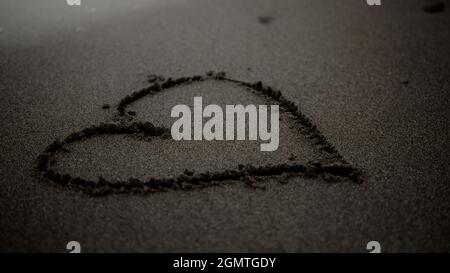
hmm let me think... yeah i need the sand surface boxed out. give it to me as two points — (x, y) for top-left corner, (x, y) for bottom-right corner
(0, 0), (449, 252)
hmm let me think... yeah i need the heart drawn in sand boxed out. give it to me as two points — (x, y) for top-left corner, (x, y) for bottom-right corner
(36, 71), (362, 195)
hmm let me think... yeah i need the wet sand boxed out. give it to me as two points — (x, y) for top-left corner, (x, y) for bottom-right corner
(0, 0), (449, 252)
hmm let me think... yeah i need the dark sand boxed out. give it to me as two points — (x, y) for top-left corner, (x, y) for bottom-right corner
(0, 0), (449, 252)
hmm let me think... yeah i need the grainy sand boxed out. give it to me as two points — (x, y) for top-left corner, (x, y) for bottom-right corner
(0, 0), (449, 252)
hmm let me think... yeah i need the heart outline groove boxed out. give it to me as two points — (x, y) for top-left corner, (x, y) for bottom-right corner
(36, 71), (362, 196)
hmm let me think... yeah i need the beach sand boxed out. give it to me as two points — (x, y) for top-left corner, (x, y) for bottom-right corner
(0, 0), (449, 252)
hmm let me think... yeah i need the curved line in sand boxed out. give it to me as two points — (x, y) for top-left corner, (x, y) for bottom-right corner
(36, 71), (362, 195)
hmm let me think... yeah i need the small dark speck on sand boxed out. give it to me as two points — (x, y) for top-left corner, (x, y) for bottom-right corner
(401, 80), (410, 85)
(258, 16), (275, 25)
(102, 104), (110, 110)
(423, 2), (445, 13)
(128, 111), (137, 116)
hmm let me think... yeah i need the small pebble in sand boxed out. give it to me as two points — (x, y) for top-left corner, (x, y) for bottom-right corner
(401, 80), (410, 85)
(102, 104), (110, 110)
(147, 74), (160, 83)
(288, 154), (297, 161)
(215, 71), (226, 79)
(279, 172), (295, 184)
(128, 111), (137, 116)
(241, 175), (266, 190)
